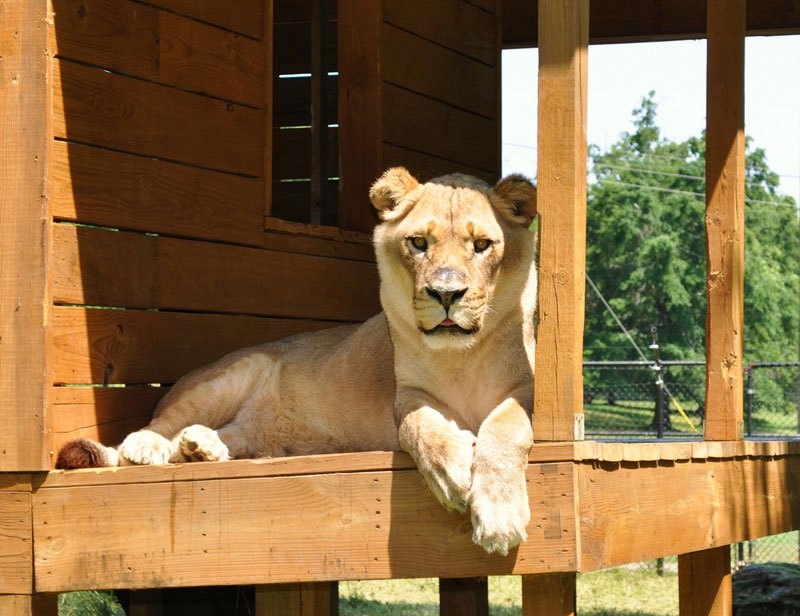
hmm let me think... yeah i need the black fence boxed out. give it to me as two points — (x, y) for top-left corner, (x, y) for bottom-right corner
(583, 361), (800, 439)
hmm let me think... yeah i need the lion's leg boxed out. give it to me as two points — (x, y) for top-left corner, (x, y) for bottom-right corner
(467, 398), (533, 555)
(397, 405), (476, 513)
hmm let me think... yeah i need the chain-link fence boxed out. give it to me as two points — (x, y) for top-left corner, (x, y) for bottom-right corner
(583, 360), (800, 565)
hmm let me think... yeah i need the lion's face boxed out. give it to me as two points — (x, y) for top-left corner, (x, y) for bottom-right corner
(370, 168), (537, 351)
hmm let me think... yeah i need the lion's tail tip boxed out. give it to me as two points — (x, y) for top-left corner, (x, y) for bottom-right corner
(55, 438), (114, 470)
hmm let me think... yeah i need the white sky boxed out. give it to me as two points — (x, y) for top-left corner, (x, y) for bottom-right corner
(502, 35), (800, 202)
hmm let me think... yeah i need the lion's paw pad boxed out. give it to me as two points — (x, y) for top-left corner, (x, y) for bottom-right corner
(118, 431), (173, 466)
(469, 494), (530, 556)
(176, 425), (230, 462)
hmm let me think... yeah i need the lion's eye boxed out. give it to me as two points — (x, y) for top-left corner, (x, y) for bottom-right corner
(473, 238), (492, 253)
(408, 237), (428, 252)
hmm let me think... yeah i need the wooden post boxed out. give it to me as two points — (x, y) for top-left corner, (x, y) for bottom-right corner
(534, 0), (589, 444)
(255, 582), (338, 616)
(530, 0), (587, 608)
(678, 548), (733, 616)
(0, 0), (51, 471)
(439, 577), (489, 616)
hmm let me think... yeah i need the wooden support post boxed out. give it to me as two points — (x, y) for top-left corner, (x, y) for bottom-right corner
(255, 582), (338, 616)
(703, 0), (746, 441)
(678, 548), (733, 616)
(0, 0), (51, 471)
(439, 577), (489, 616)
(534, 0), (589, 443)
(522, 574), (576, 616)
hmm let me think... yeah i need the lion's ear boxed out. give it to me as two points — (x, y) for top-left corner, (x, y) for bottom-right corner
(491, 174), (537, 225)
(370, 167), (420, 220)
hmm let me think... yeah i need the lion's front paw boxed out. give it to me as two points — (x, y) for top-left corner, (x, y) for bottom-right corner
(417, 427), (476, 514)
(118, 430), (174, 465)
(468, 477), (530, 555)
(174, 425), (231, 462)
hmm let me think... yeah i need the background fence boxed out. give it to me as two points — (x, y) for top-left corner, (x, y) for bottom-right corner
(583, 360), (800, 565)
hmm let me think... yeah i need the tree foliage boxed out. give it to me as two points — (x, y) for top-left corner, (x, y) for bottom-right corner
(585, 92), (800, 364)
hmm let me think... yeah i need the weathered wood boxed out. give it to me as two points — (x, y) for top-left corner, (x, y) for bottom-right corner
(439, 577), (488, 616)
(533, 0), (589, 442)
(51, 142), (264, 247)
(0, 492), (33, 595)
(52, 59), (263, 176)
(337, 0), (383, 232)
(0, 593), (57, 616)
(679, 547), (733, 616)
(0, 0), (51, 471)
(51, 225), (381, 321)
(50, 307), (337, 385)
(521, 573), (576, 616)
(49, 0), (265, 107)
(704, 0), (746, 441)
(33, 460), (577, 591)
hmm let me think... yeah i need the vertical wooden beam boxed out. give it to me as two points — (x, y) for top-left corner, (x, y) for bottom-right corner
(255, 582), (338, 616)
(439, 577), (489, 616)
(678, 548), (733, 616)
(704, 0), (746, 441)
(310, 0), (330, 226)
(534, 0), (589, 443)
(0, 0), (52, 471)
(522, 573), (576, 616)
(263, 0), (274, 218)
(337, 0), (382, 233)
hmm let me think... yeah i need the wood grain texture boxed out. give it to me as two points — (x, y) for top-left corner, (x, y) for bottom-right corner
(51, 142), (264, 247)
(144, 0), (264, 39)
(0, 0), (51, 471)
(704, 0), (745, 441)
(52, 59), (263, 176)
(50, 0), (265, 106)
(521, 573), (576, 616)
(533, 0), (589, 442)
(0, 492), (33, 595)
(678, 547), (733, 616)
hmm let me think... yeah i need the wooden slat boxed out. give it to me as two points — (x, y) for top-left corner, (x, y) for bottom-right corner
(32, 461), (577, 592)
(50, 307), (339, 385)
(337, 0), (383, 233)
(0, 492), (33, 594)
(0, 0), (51, 471)
(384, 0), (496, 66)
(145, 0), (264, 39)
(274, 75), (338, 127)
(273, 21), (338, 75)
(382, 85), (497, 173)
(273, 127), (339, 180)
(51, 225), (381, 321)
(704, 0), (746, 441)
(382, 24), (496, 120)
(50, 0), (264, 107)
(51, 142), (264, 246)
(52, 59), (263, 176)
(381, 144), (494, 186)
(533, 0), (589, 442)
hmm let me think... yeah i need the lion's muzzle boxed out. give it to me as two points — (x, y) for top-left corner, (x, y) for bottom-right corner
(425, 267), (468, 310)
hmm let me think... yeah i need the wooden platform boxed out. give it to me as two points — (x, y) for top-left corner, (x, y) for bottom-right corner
(2, 440), (795, 596)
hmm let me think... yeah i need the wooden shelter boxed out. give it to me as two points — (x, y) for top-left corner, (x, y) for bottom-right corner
(1, 0), (799, 613)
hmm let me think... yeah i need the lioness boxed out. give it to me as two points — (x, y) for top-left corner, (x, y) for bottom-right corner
(57, 167), (538, 555)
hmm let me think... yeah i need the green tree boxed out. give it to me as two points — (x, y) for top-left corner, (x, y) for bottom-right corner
(584, 92), (800, 365)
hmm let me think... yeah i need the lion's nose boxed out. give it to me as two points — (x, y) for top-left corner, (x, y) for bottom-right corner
(426, 268), (468, 309)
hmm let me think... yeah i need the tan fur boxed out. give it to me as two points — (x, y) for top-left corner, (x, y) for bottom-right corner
(57, 167), (537, 555)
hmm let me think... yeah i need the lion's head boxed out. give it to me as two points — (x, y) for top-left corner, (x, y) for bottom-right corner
(370, 167), (537, 351)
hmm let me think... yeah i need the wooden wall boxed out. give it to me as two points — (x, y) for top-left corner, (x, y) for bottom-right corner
(40, 0), (379, 467)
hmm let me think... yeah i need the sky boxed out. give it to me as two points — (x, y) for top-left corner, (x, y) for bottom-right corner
(502, 35), (800, 203)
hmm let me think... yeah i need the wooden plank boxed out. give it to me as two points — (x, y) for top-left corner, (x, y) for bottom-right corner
(0, 594), (57, 616)
(533, 0), (589, 442)
(145, 0), (264, 39)
(439, 578), (488, 616)
(50, 307), (338, 385)
(382, 84), (497, 173)
(256, 583), (338, 616)
(0, 0), (51, 472)
(263, 225), (374, 262)
(382, 24), (497, 120)
(49, 0), (265, 107)
(51, 142), (264, 246)
(51, 225), (381, 321)
(381, 144), (494, 186)
(384, 0), (497, 66)
(521, 573), (576, 616)
(0, 492), (33, 595)
(502, 0), (800, 47)
(273, 127), (339, 180)
(337, 0), (383, 233)
(52, 59), (263, 176)
(274, 75), (338, 127)
(704, 0), (746, 441)
(273, 21), (338, 76)
(678, 547), (733, 616)
(577, 453), (800, 571)
(33, 461), (577, 591)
